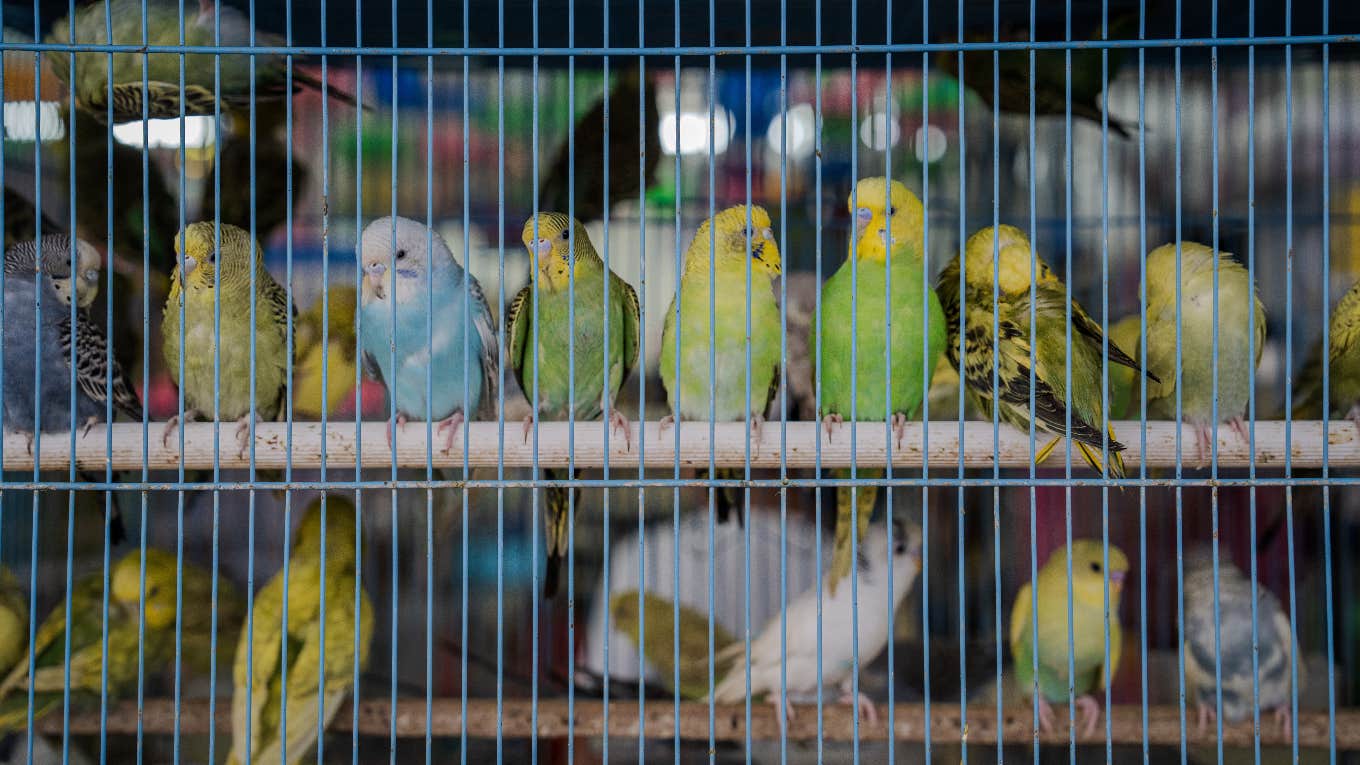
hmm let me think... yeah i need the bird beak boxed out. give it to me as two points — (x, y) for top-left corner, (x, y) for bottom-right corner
(1108, 570), (1126, 591)
(181, 255), (198, 275)
(532, 238), (554, 271)
(854, 206), (873, 237)
(365, 262), (387, 289)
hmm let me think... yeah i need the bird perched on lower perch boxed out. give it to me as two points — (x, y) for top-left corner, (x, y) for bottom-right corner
(161, 222), (294, 456)
(610, 590), (735, 701)
(1292, 278), (1360, 435)
(710, 519), (921, 724)
(0, 547), (241, 731)
(1140, 242), (1266, 465)
(1182, 548), (1299, 738)
(659, 205), (783, 525)
(359, 216), (499, 449)
(509, 213), (640, 597)
(228, 495), (374, 765)
(936, 225), (1154, 478)
(1008, 539), (1128, 736)
(813, 177), (945, 594)
(292, 284), (359, 420)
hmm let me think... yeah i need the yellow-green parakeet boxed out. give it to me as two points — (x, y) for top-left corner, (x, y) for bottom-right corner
(659, 205), (782, 524)
(1008, 539), (1128, 735)
(936, 225), (1152, 477)
(1292, 279), (1360, 435)
(0, 548), (240, 731)
(814, 177), (944, 593)
(610, 590), (734, 701)
(1141, 242), (1266, 464)
(509, 213), (640, 597)
(228, 494), (374, 765)
(161, 221), (294, 454)
(292, 284), (358, 420)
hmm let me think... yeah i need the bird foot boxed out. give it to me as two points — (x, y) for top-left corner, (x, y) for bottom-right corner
(1196, 701), (1216, 737)
(608, 409), (632, 451)
(385, 413), (408, 448)
(1273, 706), (1293, 741)
(521, 414), (535, 444)
(437, 411), (465, 452)
(1194, 422), (1214, 468)
(1034, 696), (1057, 732)
(1075, 694), (1102, 737)
(748, 414), (765, 459)
(235, 414), (262, 459)
(1228, 416), (1250, 445)
(658, 414), (675, 436)
(160, 409), (199, 449)
(80, 416), (100, 439)
(890, 412), (908, 451)
(822, 413), (844, 442)
(774, 697), (796, 724)
(839, 688), (879, 726)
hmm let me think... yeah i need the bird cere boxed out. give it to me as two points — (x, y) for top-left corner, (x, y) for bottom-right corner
(0, 0), (1352, 758)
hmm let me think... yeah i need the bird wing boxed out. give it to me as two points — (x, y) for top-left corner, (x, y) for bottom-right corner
(504, 282), (534, 400)
(1007, 581), (1034, 661)
(230, 575), (287, 765)
(615, 272), (642, 392)
(465, 273), (501, 420)
(1329, 282), (1360, 368)
(60, 311), (143, 420)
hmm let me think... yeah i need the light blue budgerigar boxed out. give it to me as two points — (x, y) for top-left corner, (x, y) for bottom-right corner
(1183, 548), (1299, 737)
(359, 216), (499, 447)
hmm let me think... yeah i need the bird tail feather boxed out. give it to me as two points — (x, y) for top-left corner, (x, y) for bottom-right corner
(831, 468), (880, 595)
(543, 469), (579, 598)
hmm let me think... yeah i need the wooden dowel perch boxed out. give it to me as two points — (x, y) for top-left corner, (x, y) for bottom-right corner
(1, 420), (1356, 472)
(35, 699), (1360, 749)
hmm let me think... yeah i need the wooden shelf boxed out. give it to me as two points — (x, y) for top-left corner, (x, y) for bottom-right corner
(34, 698), (1359, 749)
(2, 420), (1356, 473)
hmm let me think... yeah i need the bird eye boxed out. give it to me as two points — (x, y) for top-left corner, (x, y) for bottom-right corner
(395, 249), (407, 261)
(886, 205), (896, 215)
(559, 228), (570, 241)
(1089, 561), (1101, 573)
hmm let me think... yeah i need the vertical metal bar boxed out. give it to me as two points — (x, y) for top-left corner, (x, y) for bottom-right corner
(1208, 3), (1227, 762)
(388, 1), (402, 758)
(1246, 3), (1262, 760)
(669, 0), (683, 756)
(353, 0), (369, 761)
(459, 0), (472, 757)
(528, 3), (541, 764)
(634, 1), (650, 757)
(1282, 1), (1301, 758)
(741, 0), (755, 752)
(1137, 1), (1151, 760)
(776, 0), (790, 759)
(1024, 0), (1040, 758)
(1173, 0), (1188, 759)
(705, 0), (717, 758)
(1319, 0), (1338, 760)
(1098, 1), (1116, 760)
(424, 0), (437, 759)
(811, 0), (825, 754)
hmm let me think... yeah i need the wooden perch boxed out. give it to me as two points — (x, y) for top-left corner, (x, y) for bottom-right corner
(35, 698), (1360, 749)
(1, 420), (1355, 473)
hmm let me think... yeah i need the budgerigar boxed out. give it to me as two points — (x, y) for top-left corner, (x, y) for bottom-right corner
(228, 495), (374, 765)
(1292, 279), (1360, 434)
(0, 548), (241, 731)
(359, 216), (498, 447)
(4, 237), (143, 542)
(1141, 242), (1266, 464)
(509, 213), (639, 597)
(47, 0), (360, 124)
(936, 225), (1153, 477)
(1182, 548), (1298, 737)
(710, 519), (921, 723)
(161, 222), (293, 455)
(0, 568), (27, 680)
(293, 284), (359, 419)
(1008, 540), (1128, 735)
(814, 178), (945, 593)
(658, 205), (782, 524)
(610, 590), (734, 701)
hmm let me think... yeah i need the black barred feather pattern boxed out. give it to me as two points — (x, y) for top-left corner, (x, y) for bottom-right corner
(58, 312), (143, 421)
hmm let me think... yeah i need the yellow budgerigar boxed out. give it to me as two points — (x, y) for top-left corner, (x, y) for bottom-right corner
(292, 284), (359, 419)
(1009, 540), (1128, 736)
(161, 222), (294, 454)
(1141, 242), (1266, 464)
(229, 495), (374, 765)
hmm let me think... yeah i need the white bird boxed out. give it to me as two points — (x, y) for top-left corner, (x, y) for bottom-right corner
(710, 518), (922, 724)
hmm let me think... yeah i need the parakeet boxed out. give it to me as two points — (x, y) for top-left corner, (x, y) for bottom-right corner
(358, 216), (498, 447)
(610, 590), (735, 701)
(1182, 548), (1297, 736)
(1292, 279), (1360, 435)
(292, 284), (358, 420)
(710, 519), (921, 724)
(161, 221), (293, 454)
(658, 205), (782, 524)
(0, 568), (28, 680)
(935, 15), (1137, 138)
(1140, 242), (1266, 464)
(0, 547), (241, 731)
(4, 235), (103, 310)
(539, 62), (661, 223)
(228, 495), (374, 765)
(936, 225), (1153, 477)
(1008, 539), (1128, 735)
(47, 0), (359, 124)
(814, 178), (945, 593)
(509, 213), (640, 597)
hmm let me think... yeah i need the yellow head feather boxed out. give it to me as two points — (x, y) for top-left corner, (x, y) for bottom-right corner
(520, 212), (595, 292)
(111, 548), (181, 631)
(1038, 540), (1130, 610)
(173, 221), (263, 294)
(683, 204), (781, 280)
(962, 224), (1061, 295)
(847, 177), (925, 262)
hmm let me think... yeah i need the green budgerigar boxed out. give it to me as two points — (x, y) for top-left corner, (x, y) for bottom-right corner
(0, 548), (241, 731)
(659, 205), (783, 524)
(814, 177), (945, 592)
(936, 225), (1153, 477)
(610, 590), (735, 701)
(1009, 540), (1128, 736)
(1141, 242), (1266, 465)
(161, 221), (294, 455)
(229, 495), (374, 765)
(509, 213), (640, 597)
(1293, 279), (1360, 435)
